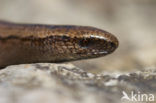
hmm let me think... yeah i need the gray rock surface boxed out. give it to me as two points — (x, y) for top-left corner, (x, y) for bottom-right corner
(0, 63), (156, 103)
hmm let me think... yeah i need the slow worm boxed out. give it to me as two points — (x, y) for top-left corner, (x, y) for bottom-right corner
(0, 20), (119, 68)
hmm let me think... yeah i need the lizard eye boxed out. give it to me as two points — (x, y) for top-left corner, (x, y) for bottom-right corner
(78, 38), (93, 48)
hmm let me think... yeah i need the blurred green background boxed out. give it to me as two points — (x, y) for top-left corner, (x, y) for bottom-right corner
(0, 0), (156, 73)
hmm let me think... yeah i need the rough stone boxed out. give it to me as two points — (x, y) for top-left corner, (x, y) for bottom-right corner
(0, 63), (156, 103)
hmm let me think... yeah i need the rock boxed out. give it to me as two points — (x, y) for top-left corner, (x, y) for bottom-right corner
(0, 63), (156, 103)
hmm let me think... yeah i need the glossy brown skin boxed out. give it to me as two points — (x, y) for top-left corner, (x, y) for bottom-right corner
(0, 21), (119, 68)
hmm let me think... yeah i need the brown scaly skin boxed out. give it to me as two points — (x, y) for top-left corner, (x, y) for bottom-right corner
(0, 20), (119, 68)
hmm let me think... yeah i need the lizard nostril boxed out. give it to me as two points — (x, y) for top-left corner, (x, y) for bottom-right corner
(110, 42), (116, 48)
